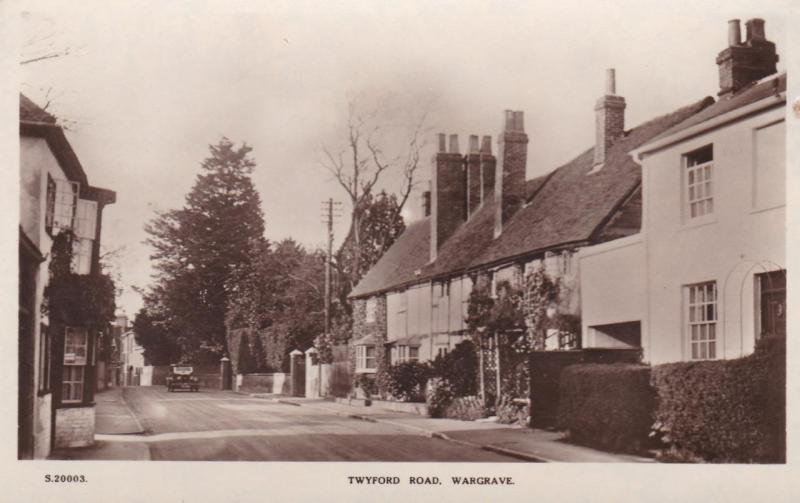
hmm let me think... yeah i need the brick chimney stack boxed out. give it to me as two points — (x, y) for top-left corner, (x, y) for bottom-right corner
(716, 18), (778, 99)
(480, 135), (495, 204)
(494, 110), (528, 238)
(430, 133), (466, 262)
(594, 68), (626, 166)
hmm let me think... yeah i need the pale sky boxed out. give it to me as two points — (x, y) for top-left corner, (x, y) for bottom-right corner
(15, 0), (791, 316)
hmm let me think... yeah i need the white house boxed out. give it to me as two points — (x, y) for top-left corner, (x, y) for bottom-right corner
(19, 94), (116, 456)
(120, 328), (147, 385)
(580, 19), (785, 364)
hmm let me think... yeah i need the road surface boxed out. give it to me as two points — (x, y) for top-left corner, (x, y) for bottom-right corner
(121, 387), (519, 462)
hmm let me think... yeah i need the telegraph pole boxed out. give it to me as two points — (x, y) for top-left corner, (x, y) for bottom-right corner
(321, 198), (342, 335)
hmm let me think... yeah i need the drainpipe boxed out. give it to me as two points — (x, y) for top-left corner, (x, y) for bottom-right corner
(494, 332), (501, 408)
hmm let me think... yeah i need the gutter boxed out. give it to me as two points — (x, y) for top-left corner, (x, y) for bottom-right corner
(638, 92), (786, 159)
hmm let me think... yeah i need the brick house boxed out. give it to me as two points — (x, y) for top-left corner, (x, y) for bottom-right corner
(579, 19), (786, 364)
(348, 64), (715, 385)
(19, 95), (116, 457)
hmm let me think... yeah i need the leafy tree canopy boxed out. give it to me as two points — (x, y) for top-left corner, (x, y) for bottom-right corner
(141, 137), (266, 362)
(226, 238), (326, 370)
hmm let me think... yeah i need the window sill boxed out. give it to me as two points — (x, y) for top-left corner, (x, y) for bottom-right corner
(354, 369), (377, 374)
(58, 401), (96, 409)
(679, 216), (718, 232)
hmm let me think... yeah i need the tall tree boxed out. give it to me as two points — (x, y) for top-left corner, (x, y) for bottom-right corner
(321, 97), (427, 293)
(142, 138), (265, 362)
(334, 190), (405, 305)
(226, 238), (326, 370)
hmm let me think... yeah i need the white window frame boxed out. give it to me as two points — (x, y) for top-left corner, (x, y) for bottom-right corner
(355, 345), (377, 372)
(52, 180), (80, 234)
(686, 282), (718, 360)
(72, 237), (93, 275)
(64, 326), (88, 365)
(684, 145), (714, 220)
(62, 365), (84, 403)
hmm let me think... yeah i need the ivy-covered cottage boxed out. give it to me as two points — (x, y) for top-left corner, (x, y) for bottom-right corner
(348, 69), (714, 385)
(579, 18), (786, 364)
(19, 95), (116, 458)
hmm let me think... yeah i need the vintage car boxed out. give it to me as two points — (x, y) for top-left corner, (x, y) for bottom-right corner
(166, 365), (200, 392)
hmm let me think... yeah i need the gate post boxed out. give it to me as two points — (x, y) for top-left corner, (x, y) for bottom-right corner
(220, 356), (232, 390)
(289, 349), (305, 397)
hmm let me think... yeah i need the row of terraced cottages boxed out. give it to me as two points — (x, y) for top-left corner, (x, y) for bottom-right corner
(347, 18), (785, 382)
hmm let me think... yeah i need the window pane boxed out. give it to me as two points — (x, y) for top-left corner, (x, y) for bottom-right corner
(708, 341), (716, 359)
(692, 344), (698, 359)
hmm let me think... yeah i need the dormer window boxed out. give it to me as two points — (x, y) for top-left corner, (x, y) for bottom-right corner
(684, 145), (714, 219)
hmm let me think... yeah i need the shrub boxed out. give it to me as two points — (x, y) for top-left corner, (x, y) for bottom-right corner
(443, 396), (485, 421)
(237, 332), (256, 374)
(386, 361), (431, 402)
(353, 373), (377, 399)
(431, 340), (478, 396)
(426, 378), (455, 418)
(496, 397), (529, 425)
(558, 363), (654, 453)
(651, 335), (785, 463)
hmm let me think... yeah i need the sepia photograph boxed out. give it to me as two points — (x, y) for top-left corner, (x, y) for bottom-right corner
(7, 0), (799, 501)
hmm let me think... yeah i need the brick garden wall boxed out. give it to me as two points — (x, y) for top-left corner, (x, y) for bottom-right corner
(54, 406), (95, 448)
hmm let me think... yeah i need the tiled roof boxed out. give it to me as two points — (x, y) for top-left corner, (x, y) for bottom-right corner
(349, 218), (431, 297)
(20, 94), (57, 124)
(350, 96), (714, 298)
(648, 73), (785, 144)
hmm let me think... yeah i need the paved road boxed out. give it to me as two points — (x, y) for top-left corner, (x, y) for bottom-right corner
(121, 387), (518, 462)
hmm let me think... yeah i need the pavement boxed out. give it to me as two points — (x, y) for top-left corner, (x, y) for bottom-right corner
(261, 394), (654, 463)
(50, 387), (652, 462)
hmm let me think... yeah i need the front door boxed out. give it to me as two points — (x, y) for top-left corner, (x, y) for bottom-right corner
(758, 270), (786, 338)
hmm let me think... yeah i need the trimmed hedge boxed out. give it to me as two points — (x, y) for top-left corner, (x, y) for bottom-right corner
(651, 335), (785, 463)
(386, 361), (431, 402)
(558, 363), (654, 453)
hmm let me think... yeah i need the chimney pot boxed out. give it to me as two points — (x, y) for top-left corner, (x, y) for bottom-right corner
(481, 135), (492, 154)
(448, 134), (460, 154)
(728, 19), (741, 46)
(746, 18), (766, 43)
(437, 133), (447, 153)
(513, 111), (525, 132)
(469, 135), (479, 154)
(606, 68), (617, 95)
(717, 18), (777, 99)
(504, 110), (515, 132)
